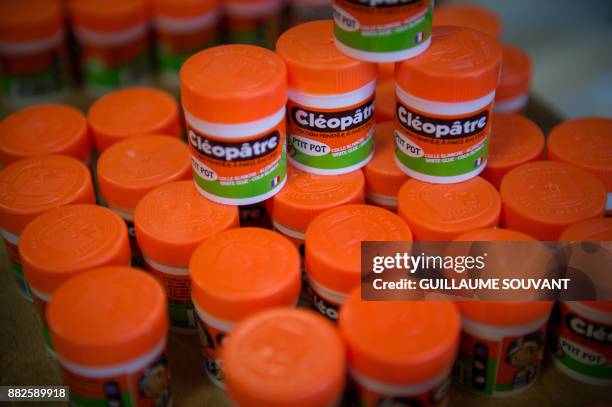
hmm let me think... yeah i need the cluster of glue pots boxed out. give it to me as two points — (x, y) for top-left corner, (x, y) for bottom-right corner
(0, 3), (611, 407)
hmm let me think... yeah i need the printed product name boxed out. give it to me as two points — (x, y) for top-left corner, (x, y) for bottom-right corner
(345, 0), (419, 7)
(291, 99), (374, 133)
(566, 314), (612, 344)
(189, 130), (280, 162)
(397, 105), (489, 139)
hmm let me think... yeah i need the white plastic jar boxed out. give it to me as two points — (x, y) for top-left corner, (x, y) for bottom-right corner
(276, 21), (377, 175)
(394, 26), (502, 184)
(454, 301), (553, 397)
(181, 44), (288, 205)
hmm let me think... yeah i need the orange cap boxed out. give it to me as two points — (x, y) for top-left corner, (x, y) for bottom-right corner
(68, 0), (147, 33)
(276, 20), (377, 95)
(0, 105), (91, 166)
(433, 4), (502, 38)
(374, 80), (395, 123)
(135, 181), (239, 267)
(559, 218), (612, 241)
(456, 301), (553, 327)
(547, 118), (612, 192)
(482, 113), (545, 189)
(224, 309), (345, 407)
(339, 289), (460, 385)
(364, 122), (409, 197)
(500, 161), (606, 240)
(455, 227), (535, 242)
(97, 135), (192, 213)
(378, 62), (394, 82)
(190, 228), (301, 323)
(0, 156), (95, 236)
(305, 205), (412, 294)
(47, 267), (167, 367)
(271, 166), (365, 234)
(20, 204), (131, 295)
(396, 26), (502, 103)
(397, 177), (501, 241)
(0, 0), (62, 43)
(152, 0), (218, 18)
(87, 87), (181, 152)
(496, 45), (532, 101)
(181, 45), (287, 124)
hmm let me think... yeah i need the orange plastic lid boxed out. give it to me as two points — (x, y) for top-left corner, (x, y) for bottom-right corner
(152, 0), (218, 18)
(135, 181), (239, 267)
(482, 113), (545, 189)
(496, 45), (532, 101)
(559, 218), (612, 241)
(455, 227), (535, 242)
(364, 122), (409, 197)
(87, 87), (181, 152)
(397, 177), (501, 241)
(339, 289), (460, 385)
(374, 80), (395, 123)
(456, 301), (553, 327)
(47, 267), (167, 367)
(378, 62), (394, 82)
(395, 26), (502, 103)
(224, 308), (345, 407)
(0, 156), (95, 236)
(0, 0), (62, 43)
(276, 20), (377, 95)
(97, 135), (192, 213)
(0, 105), (91, 166)
(181, 45), (287, 124)
(272, 166), (365, 233)
(433, 4), (502, 38)
(190, 228), (301, 323)
(500, 161), (606, 241)
(547, 118), (612, 191)
(305, 204), (412, 294)
(20, 204), (131, 295)
(68, 0), (147, 33)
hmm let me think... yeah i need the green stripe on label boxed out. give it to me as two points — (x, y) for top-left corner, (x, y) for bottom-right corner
(556, 351), (612, 380)
(70, 391), (133, 407)
(334, 12), (432, 53)
(289, 133), (373, 171)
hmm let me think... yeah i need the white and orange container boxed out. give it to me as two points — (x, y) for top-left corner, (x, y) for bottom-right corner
(189, 228), (301, 387)
(0, 104), (91, 167)
(224, 0), (283, 49)
(397, 177), (502, 241)
(271, 166), (365, 254)
(395, 26), (502, 183)
(547, 118), (612, 214)
(495, 45), (532, 114)
(0, 0), (70, 106)
(363, 122), (409, 211)
(135, 180), (239, 330)
(277, 21), (377, 175)
(224, 308), (346, 407)
(481, 113), (545, 189)
(47, 267), (171, 406)
(87, 87), (181, 152)
(151, 0), (221, 89)
(0, 156), (95, 301)
(332, 0), (433, 62)
(181, 45), (288, 205)
(68, 0), (152, 96)
(20, 204), (130, 352)
(500, 161), (606, 240)
(97, 135), (192, 266)
(339, 289), (460, 406)
(305, 204), (412, 321)
(433, 4), (502, 38)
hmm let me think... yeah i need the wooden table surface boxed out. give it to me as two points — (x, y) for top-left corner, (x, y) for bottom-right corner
(1, 91), (610, 406)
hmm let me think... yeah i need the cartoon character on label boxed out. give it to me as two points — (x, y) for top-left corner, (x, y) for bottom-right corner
(505, 333), (543, 391)
(196, 317), (225, 383)
(139, 354), (171, 407)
